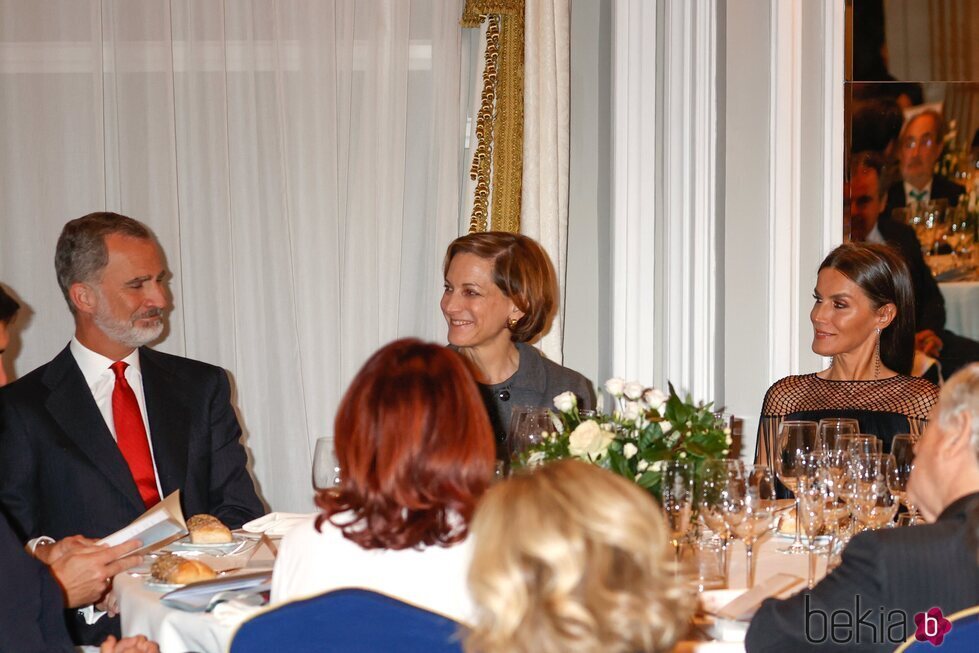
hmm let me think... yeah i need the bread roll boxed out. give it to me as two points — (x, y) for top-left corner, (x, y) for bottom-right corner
(187, 514), (233, 544)
(151, 554), (217, 584)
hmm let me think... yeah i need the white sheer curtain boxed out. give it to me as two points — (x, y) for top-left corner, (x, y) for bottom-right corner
(0, 0), (466, 511)
(521, 0), (570, 364)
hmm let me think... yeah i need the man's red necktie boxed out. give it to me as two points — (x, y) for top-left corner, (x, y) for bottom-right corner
(110, 361), (161, 508)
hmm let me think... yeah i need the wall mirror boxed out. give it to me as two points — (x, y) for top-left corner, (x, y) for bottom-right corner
(844, 0), (978, 245)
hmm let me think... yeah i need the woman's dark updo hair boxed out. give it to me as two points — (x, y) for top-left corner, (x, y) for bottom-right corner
(818, 243), (916, 375)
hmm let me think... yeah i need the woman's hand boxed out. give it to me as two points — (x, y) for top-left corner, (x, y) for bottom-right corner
(100, 635), (160, 653)
(915, 329), (943, 358)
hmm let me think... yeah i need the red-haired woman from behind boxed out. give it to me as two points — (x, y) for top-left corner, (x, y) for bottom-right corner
(271, 338), (496, 623)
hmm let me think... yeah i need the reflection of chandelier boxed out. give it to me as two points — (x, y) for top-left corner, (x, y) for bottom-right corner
(462, 0), (525, 234)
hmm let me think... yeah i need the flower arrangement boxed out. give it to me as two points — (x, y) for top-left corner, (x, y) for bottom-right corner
(514, 379), (732, 494)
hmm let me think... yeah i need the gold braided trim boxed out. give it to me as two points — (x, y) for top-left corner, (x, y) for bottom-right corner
(461, 0), (524, 234)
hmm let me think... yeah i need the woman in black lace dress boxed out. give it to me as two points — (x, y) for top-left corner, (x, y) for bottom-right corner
(755, 243), (939, 472)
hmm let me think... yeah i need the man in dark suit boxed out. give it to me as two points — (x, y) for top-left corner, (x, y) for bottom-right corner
(850, 152), (979, 377)
(884, 110), (966, 218)
(746, 363), (979, 652)
(0, 212), (264, 642)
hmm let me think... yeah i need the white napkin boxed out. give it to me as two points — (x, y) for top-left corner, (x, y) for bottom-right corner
(241, 512), (316, 536)
(211, 598), (264, 627)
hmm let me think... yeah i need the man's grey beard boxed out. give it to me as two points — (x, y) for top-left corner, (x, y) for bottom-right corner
(93, 305), (165, 348)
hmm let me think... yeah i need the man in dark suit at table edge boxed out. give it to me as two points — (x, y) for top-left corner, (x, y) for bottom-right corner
(0, 212), (265, 644)
(745, 363), (979, 652)
(883, 109), (966, 218)
(849, 151), (979, 378)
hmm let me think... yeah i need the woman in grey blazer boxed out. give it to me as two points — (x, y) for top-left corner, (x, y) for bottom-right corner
(440, 232), (595, 458)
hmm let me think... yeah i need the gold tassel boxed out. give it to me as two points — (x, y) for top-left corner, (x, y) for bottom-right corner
(461, 0), (524, 234)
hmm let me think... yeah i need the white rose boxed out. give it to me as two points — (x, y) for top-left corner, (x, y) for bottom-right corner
(637, 459), (650, 472)
(624, 381), (644, 401)
(568, 421), (615, 460)
(553, 391), (577, 413)
(643, 388), (668, 412)
(623, 443), (638, 459)
(623, 401), (642, 422)
(604, 378), (625, 397)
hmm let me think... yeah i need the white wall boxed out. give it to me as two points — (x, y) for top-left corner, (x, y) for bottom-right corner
(565, 0), (612, 389)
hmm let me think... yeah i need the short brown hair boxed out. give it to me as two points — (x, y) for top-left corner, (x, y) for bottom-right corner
(443, 232), (557, 342)
(316, 338), (496, 550)
(55, 212), (156, 313)
(0, 285), (19, 325)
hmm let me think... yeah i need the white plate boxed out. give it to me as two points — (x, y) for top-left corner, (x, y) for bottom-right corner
(168, 534), (245, 553)
(145, 579), (185, 592)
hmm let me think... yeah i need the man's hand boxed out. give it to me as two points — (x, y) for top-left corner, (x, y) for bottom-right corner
(915, 329), (943, 358)
(100, 635), (160, 653)
(34, 535), (97, 565)
(48, 540), (143, 608)
(96, 588), (121, 618)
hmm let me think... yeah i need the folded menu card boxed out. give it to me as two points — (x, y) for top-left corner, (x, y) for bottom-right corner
(98, 490), (187, 556)
(715, 573), (804, 621)
(160, 570), (273, 612)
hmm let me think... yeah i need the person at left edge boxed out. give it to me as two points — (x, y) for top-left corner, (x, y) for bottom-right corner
(0, 212), (265, 642)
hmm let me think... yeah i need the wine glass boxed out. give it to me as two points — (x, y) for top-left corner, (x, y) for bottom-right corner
(837, 434), (883, 458)
(722, 464), (776, 588)
(312, 436), (341, 491)
(698, 459), (743, 583)
(661, 461), (695, 563)
(775, 421), (822, 554)
(847, 453), (899, 532)
(817, 417), (860, 450)
(796, 458), (833, 589)
(888, 435), (920, 524)
(507, 407), (552, 470)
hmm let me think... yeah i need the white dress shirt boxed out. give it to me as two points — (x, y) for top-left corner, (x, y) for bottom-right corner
(867, 222), (885, 245)
(68, 338), (165, 500)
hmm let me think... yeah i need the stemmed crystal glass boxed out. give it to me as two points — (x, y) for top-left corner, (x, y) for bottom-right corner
(506, 407), (552, 470)
(312, 436), (341, 491)
(775, 421), (822, 554)
(837, 434), (883, 458)
(846, 453), (899, 532)
(817, 418), (860, 450)
(698, 459), (743, 584)
(721, 464), (776, 588)
(661, 461), (695, 563)
(888, 435), (920, 525)
(796, 456), (834, 589)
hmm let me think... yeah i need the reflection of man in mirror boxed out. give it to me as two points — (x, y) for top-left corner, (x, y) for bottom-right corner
(851, 152), (979, 379)
(885, 110), (966, 217)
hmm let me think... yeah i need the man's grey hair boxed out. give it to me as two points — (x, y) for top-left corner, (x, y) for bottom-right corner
(54, 212), (155, 314)
(900, 109), (946, 145)
(936, 363), (979, 455)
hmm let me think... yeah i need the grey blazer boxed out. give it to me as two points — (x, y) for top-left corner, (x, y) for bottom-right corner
(475, 342), (596, 457)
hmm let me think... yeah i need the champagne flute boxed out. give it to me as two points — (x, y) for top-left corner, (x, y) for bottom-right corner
(661, 461), (695, 563)
(722, 464), (776, 588)
(698, 459), (743, 583)
(775, 421), (822, 554)
(888, 435), (920, 524)
(817, 418), (860, 450)
(312, 436), (341, 491)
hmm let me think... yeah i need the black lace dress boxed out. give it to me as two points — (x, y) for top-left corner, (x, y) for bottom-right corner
(755, 373), (939, 476)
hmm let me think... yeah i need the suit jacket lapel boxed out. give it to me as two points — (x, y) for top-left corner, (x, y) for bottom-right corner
(140, 349), (190, 497)
(42, 347), (145, 513)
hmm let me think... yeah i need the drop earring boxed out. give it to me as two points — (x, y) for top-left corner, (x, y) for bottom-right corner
(874, 327), (881, 380)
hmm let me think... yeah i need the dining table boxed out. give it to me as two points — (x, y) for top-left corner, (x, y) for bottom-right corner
(113, 528), (823, 653)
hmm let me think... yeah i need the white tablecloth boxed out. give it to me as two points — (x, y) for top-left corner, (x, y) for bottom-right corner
(117, 543), (275, 653)
(941, 281), (979, 342)
(115, 532), (817, 653)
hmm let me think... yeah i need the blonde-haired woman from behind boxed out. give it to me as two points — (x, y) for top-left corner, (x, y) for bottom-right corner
(466, 460), (694, 653)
